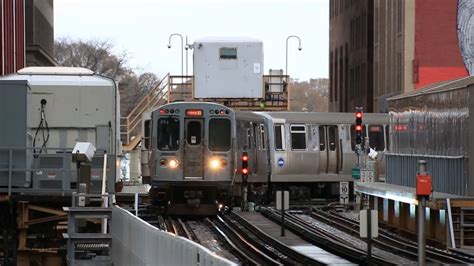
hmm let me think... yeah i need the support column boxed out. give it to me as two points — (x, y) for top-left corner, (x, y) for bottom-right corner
(17, 201), (29, 266)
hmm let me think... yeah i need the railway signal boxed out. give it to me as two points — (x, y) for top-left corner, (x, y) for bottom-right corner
(242, 151), (249, 179)
(355, 110), (363, 144)
(242, 151), (249, 211)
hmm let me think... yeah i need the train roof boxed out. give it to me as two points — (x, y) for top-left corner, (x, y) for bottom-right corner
(0, 67), (115, 87)
(258, 112), (389, 124)
(235, 111), (266, 121)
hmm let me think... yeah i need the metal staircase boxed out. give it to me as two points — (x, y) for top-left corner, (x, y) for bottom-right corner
(120, 74), (170, 152)
(120, 73), (290, 152)
(447, 199), (474, 248)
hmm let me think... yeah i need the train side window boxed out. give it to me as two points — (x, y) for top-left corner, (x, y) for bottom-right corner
(385, 125), (390, 151)
(290, 125), (306, 150)
(247, 128), (252, 149)
(328, 126), (337, 151)
(209, 118), (231, 151)
(319, 126), (326, 151)
(350, 125), (365, 151)
(253, 123), (258, 149)
(157, 117), (180, 151)
(369, 125), (385, 151)
(274, 124), (285, 151)
(144, 119), (151, 149)
(260, 124), (266, 150)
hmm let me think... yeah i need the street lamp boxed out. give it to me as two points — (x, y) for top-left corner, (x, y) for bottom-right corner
(285, 35), (302, 77)
(185, 35), (193, 77)
(168, 33), (184, 77)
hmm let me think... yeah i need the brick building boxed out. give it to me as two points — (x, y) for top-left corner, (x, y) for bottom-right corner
(1, 0), (55, 76)
(330, 0), (469, 113)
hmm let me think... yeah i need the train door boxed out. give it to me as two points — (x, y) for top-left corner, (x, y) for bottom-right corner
(318, 125), (340, 174)
(184, 118), (204, 179)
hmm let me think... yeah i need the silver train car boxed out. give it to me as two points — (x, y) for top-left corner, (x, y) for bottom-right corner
(149, 102), (236, 215)
(147, 102), (390, 214)
(257, 112), (389, 200)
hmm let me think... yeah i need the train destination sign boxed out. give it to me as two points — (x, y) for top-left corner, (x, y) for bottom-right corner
(185, 109), (203, 116)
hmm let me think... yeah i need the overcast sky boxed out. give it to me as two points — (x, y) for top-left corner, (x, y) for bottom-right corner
(54, 0), (329, 81)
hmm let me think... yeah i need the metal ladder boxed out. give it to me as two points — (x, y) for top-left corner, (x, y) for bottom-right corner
(63, 193), (114, 265)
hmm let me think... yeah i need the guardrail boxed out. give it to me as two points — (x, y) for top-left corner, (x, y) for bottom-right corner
(0, 146), (116, 196)
(110, 205), (237, 266)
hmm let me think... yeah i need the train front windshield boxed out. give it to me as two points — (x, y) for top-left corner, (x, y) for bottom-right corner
(209, 118), (231, 151)
(157, 117), (180, 151)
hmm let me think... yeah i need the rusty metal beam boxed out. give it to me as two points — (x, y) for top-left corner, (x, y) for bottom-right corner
(28, 204), (66, 216)
(27, 214), (67, 226)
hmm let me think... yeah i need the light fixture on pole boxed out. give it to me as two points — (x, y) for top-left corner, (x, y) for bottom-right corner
(168, 33), (184, 77)
(185, 35), (193, 78)
(285, 35), (302, 77)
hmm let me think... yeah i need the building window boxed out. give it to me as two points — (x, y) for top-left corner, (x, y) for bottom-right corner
(330, 51), (333, 102)
(397, 0), (402, 33)
(334, 48), (339, 102)
(219, 47), (237, 59)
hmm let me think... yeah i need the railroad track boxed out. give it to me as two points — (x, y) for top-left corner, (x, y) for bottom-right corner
(207, 216), (282, 265)
(260, 207), (397, 265)
(221, 213), (324, 265)
(311, 208), (474, 264)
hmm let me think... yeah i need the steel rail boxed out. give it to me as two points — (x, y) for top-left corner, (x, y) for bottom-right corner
(229, 212), (325, 265)
(260, 207), (396, 265)
(206, 217), (281, 265)
(317, 208), (473, 264)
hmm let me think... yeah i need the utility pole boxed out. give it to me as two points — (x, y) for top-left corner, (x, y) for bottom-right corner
(416, 160), (431, 266)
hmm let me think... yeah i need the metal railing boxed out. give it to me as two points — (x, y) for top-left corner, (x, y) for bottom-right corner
(120, 74), (170, 147)
(386, 153), (468, 196)
(0, 146), (116, 196)
(168, 75), (194, 102)
(110, 205), (236, 266)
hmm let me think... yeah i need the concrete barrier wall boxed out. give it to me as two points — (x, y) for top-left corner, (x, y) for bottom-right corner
(110, 205), (236, 266)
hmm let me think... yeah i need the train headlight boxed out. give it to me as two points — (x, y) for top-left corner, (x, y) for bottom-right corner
(169, 159), (178, 168)
(210, 159), (221, 169)
(160, 159), (168, 167)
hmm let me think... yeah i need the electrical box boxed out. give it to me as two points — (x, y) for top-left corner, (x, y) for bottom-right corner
(72, 142), (96, 163)
(416, 174), (432, 196)
(193, 37), (263, 99)
(0, 80), (31, 187)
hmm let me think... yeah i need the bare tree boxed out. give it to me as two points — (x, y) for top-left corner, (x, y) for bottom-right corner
(54, 38), (159, 115)
(290, 78), (329, 112)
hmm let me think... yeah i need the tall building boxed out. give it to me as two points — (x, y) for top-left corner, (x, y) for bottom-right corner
(329, 0), (374, 112)
(1, 0), (55, 76)
(330, 0), (469, 113)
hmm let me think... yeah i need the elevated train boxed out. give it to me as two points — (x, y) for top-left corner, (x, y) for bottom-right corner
(146, 102), (389, 214)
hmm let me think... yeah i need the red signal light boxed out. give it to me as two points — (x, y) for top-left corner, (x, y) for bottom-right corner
(242, 168), (248, 174)
(355, 125), (363, 131)
(159, 109), (165, 114)
(355, 112), (362, 118)
(242, 155), (248, 162)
